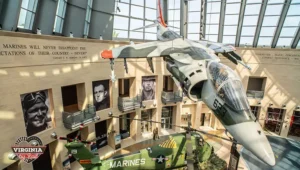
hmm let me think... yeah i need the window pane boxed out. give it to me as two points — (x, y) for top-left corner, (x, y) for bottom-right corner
(280, 27), (297, 37)
(265, 4), (283, 15)
(131, 0), (143, 6)
(188, 23), (200, 33)
(246, 0), (262, 3)
(57, 0), (65, 17)
(145, 21), (156, 33)
(168, 0), (181, 9)
(168, 21), (180, 29)
(188, 12), (201, 22)
(268, 0), (284, 4)
(130, 18), (144, 31)
(145, 8), (156, 20)
(277, 38), (293, 46)
(241, 27), (256, 36)
(114, 16), (129, 29)
(243, 16), (259, 26)
(189, 0), (201, 11)
(206, 25), (219, 34)
(227, 0), (241, 2)
(262, 16), (280, 26)
(223, 36), (236, 44)
(84, 22), (88, 35)
(283, 16), (300, 27)
(225, 3), (240, 14)
(244, 4), (261, 15)
(54, 17), (62, 33)
(206, 14), (220, 24)
(169, 10), (180, 20)
(292, 0), (300, 3)
(258, 37), (273, 46)
(207, 2), (221, 13)
(260, 27), (276, 36)
(113, 30), (128, 38)
(131, 5), (144, 18)
(146, 0), (156, 8)
(115, 3), (129, 16)
(224, 15), (239, 25)
(25, 11), (32, 29)
(130, 31), (143, 39)
(18, 9), (27, 28)
(240, 37), (254, 45)
(27, 0), (35, 11)
(224, 26), (237, 35)
(188, 34), (200, 40)
(22, 0), (29, 9)
(145, 33), (157, 40)
(287, 5), (300, 15)
(206, 35), (218, 42)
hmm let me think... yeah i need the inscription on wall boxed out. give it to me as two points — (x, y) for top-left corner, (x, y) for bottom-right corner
(0, 44), (88, 60)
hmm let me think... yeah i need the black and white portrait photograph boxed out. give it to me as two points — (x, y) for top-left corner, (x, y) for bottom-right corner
(92, 80), (110, 111)
(20, 90), (52, 136)
(142, 76), (156, 101)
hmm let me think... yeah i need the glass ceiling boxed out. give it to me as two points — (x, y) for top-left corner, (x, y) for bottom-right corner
(113, 0), (300, 48)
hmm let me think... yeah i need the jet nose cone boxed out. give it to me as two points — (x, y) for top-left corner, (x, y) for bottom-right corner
(226, 121), (276, 166)
(261, 152), (276, 166)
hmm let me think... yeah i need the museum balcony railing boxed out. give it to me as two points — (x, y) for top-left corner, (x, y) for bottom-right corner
(62, 104), (99, 130)
(118, 95), (142, 112)
(161, 91), (183, 104)
(246, 90), (264, 99)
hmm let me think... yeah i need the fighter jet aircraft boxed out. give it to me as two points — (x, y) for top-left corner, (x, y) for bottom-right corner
(100, 0), (275, 166)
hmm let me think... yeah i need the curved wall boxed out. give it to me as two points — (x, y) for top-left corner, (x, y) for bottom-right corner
(0, 31), (300, 169)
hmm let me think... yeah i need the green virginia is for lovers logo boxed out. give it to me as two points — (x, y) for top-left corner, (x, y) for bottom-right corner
(11, 136), (46, 163)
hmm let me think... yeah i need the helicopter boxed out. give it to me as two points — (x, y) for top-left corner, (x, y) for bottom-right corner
(100, 0), (275, 166)
(56, 112), (230, 170)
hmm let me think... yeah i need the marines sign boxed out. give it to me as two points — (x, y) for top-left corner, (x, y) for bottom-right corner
(110, 158), (146, 168)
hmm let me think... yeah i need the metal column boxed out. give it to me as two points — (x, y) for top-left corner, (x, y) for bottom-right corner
(253, 0), (268, 47)
(271, 0), (291, 48)
(235, 0), (246, 47)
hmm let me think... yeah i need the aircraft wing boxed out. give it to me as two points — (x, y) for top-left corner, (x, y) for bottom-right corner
(100, 39), (191, 59)
(192, 40), (251, 70)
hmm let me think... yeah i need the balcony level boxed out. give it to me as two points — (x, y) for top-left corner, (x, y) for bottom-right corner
(161, 91), (183, 104)
(118, 95), (142, 112)
(62, 104), (99, 130)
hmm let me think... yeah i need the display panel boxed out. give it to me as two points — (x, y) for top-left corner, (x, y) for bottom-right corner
(20, 90), (52, 136)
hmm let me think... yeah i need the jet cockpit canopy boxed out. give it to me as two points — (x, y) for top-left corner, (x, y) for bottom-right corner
(208, 61), (250, 112)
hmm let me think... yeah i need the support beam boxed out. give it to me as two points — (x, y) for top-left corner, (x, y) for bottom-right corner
(180, 0), (188, 38)
(271, 0), (291, 48)
(163, 0), (168, 24)
(202, 0), (207, 39)
(253, 0), (268, 47)
(291, 27), (300, 48)
(218, 0), (226, 43)
(63, 0), (88, 38)
(235, 0), (246, 47)
(0, 0), (22, 31)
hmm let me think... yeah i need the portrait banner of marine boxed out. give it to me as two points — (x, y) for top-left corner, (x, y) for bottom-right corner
(141, 76), (156, 101)
(20, 90), (52, 136)
(11, 136), (46, 163)
(92, 80), (110, 111)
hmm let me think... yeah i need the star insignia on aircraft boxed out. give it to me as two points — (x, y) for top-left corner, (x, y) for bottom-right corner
(156, 155), (165, 164)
